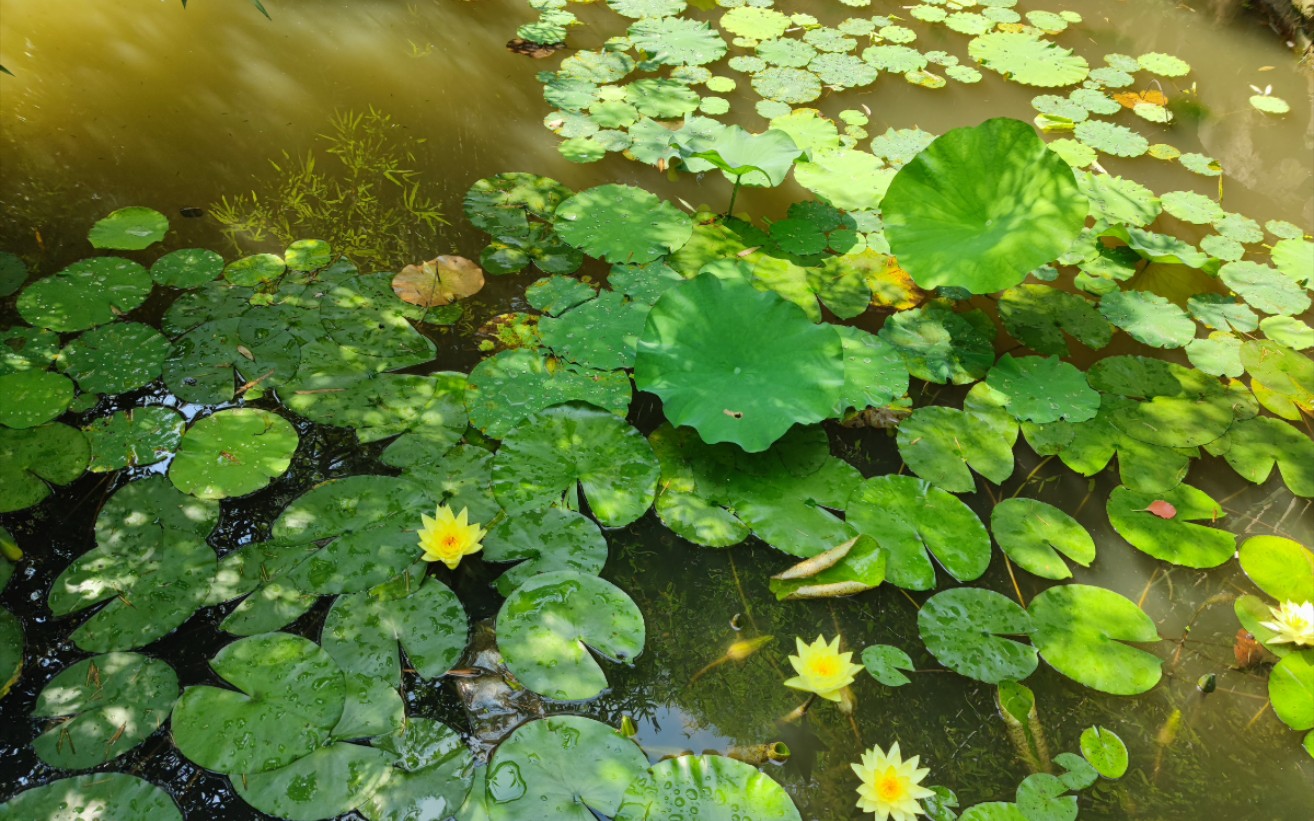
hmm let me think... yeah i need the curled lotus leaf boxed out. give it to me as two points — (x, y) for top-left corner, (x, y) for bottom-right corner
(1029, 584), (1162, 695)
(0, 774), (181, 821)
(88, 206), (168, 250)
(614, 754), (802, 821)
(0, 423), (89, 513)
(769, 534), (886, 599)
(918, 587), (1038, 684)
(392, 255), (485, 307)
(554, 184), (692, 264)
(169, 408), (298, 500)
(1107, 483), (1235, 568)
(17, 257), (152, 333)
(692, 125), (802, 188)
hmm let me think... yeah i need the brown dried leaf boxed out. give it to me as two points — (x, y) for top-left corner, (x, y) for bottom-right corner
(1113, 89), (1168, 109)
(392, 255), (485, 307)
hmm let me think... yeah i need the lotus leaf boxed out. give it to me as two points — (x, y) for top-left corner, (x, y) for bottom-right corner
(483, 716), (647, 819)
(1028, 584), (1161, 694)
(919, 587), (1038, 683)
(1220, 260), (1310, 316)
(879, 302), (996, 384)
(496, 570), (644, 701)
(1073, 120), (1148, 158)
(492, 403), (657, 527)
(833, 326), (910, 413)
(897, 406), (1015, 493)
(757, 37), (816, 68)
(751, 66), (823, 104)
(986, 355), (1101, 424)
(83, 406), (184, 472)
(170, 408), (297, 500)
(88, 206), (168, 250)
(846, 475), (991, 591)
(635, 273), (843, 452)
(163, 317), (300, 404)
(233, 741), (392, 821)
(721, 6), (789, 40)
(0, 326), (58, 375)
(991, 498), (1096, 579)
(1098, 290), (1195, 348)
(320, 570), (465, 693)
(554, 184), (691, 265)
(614, 754), (802, 821)
(1212, 212), (1264, 244)
(692, 125), (802, 187)
(1271, 237), (1313, 286)
(861, 644), (915, 687)
(363, 719), (474, 821)
(1271, 651), (1314, 731)
(1107, 484), (1234, 568)
(869, 127), (937, 168)
(17, 257), (152, 333)
(0, 369), (74, 429)
(946, 11), (995, 35)
(1238, 535), (1314, 603)
(0, 250), (26, 296)
(539, 290), (650, 371)
(768, 109), (842, 157)
(0, 774), (182, 821)
(793, 147), (894, 211)
(0, 423), (89, 512)
(33, 652), (178, 769)
(172, 632), (346, 775)
(803, 26), (857, 53)
(56, 322), (169, 395)
(482, 508), (608, 596)
(1207, 416), (1314, 497)
(969, 32), (1090, 86)
(150, 247), (223, 288)
(628, 16), (727, 66)
(287, 372), (466, 444)
(999, 285), (1112, 356)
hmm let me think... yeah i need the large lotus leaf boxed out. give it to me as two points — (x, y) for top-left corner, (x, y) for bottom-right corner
(321, 571), (468, 689)
(482, 507), (608, 596)
(833, 326), (910, 413)
(172, 632), (346, 775)
(232, 741), (392, 821)
(692, 126), (801, 188)
(897, 406), (1015, 493)
(492, 403), (657, 528)
(169, 409), (298, 500)
(919, 588), (1038, 683)
(0, 423), (89, 512)
(883, 118), (1087, 294)
(497, 570), (644, 701)
(614, 754), (802, 821)
(17, 257), (152, 332)
(628, 16), (727, 66)
(466, 348), (632, 438)
(969, 32), (1089, 86)
(318, 274), (437, 367)
(0, 369), (73, 428)
(999, 285), (1112, 357)
(88, 206), (168, 250)
(539, 290), (650, 371)
(1107, 484), (1235, 568)
(210, 540), (320, 636)
(1238, 535), (1314, 603)
(49, 476), (217, 651)
(1270, 651), (1314, 731)
(986, 354), (1101, 424)
(634, 273), (843, 452)
(363, 719), (474, 821)
(464, 172), (573, 237)
(554, 185), (692, 264)
(0, 774), (182, 821)
(56, 322), (169, 396)
(1207, 416), (1314, 497)
(1243, 340), (1314, 419)
(0, 326), (59, 375)
(163, 317), (301, 404)
(150, 247), (224, 288)
(1029, 584), (1162, 695)
(484, 716), (647, 820)
(272, 475), (435, 594)
(793, 148), (894, 211)
(991, 498), (1096, 580)
(32, 652), (177, 769)
(846, 475), (991, 591)
(1098, 290), (1195, 349)
(286, 372), (467, 445)
(879, 302), (996, 384)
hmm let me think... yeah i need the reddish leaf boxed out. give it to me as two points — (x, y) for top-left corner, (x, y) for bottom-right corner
(392, 255), (485, 307)
(1145, 500), (1176, 519)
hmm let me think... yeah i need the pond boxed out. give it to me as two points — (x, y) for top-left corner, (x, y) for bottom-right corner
(1, 1), (1312, 819)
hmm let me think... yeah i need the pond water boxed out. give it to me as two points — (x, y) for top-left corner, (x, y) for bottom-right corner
(1, 0), (1313, 819)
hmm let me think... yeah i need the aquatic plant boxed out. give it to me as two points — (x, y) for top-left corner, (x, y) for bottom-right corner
(417, 503), (487, 569)
(851, 741), (934, 821)
(782, 634), (864, 702)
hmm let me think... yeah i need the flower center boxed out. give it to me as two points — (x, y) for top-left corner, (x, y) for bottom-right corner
(441, 534), (460, 550)
(876, 771), (907, 803)
(810, 657), (839, 677)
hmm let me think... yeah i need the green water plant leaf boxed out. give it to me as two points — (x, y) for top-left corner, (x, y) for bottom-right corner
(233, 741), (391, 821)
(0, 251), (26, 296)
(1271, 238), (1313, 286)
(614, 754), (802, 821)
(150, 248), (224, 288)
(465, 348), (632, 438)
(0, 326), (59, 375)
(968, 32), (1090, 87)
(482, 508), (608, 596)
(861, 644), (915, 687)
(879, 302), (996, 384)
(496, 570), (644, 701)
(846, 475), (991, 591)
(465, 172), (573, 236)
(1243, 340), (1314, 419)
(83, 406), (184, 473)
(986, 355), (1100, 424)
(492, 403), (658, 527)
(833, 326), (910, 413)
(990, 498), (1095, 580)
(1089, 355), (1243, 448)
(1238, 535), (1314, 603)
(169, 409), (298, 500)
(33, 652), (178, 770)
(897, 406), (1014, 493)
(752, 67), (824, 104)
(539, 289), (650, 371)
(1270, 651), (1314, 731)
(1079, 727), (1129, 778)
(1107, 484), (1235, 567)
(363, 719), (474, 821)
(0, 423), (89, 512)
(792, 148), (893, 211)
(163, 317), (301, 404)
(1099, 290), (1194, 348)
(286, 372), (467, 445)
(554, 184), (692, 264)
(999, 285), (1112, 356)
(883, 118), (1088, 294)
(527, 275), (595, 316)
(171, 632), (346, 775)
(628, 16), (727, 66)
(17, 257), (152, 333)
(1029, 584), (1162, 695)
(1207, 416), (1314, 497)
(0, 774), (182, 821)
(57, 322), (169, 395)
(208, 540), (319, 636)
(919, 587), (1038, 684)
(88, 207), (168, 250)
(223, 253), (285, 286)
(636, 273), (843, 452)
(1220, 260), (1311, 316)
(0, 369), (74, 429)
(484, 715), (647, 819)
(692, 126), (802, 188)
(1137, 52), (1190, 77)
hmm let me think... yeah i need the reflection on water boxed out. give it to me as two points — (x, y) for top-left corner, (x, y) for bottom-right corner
(2, 0), (1313, 818)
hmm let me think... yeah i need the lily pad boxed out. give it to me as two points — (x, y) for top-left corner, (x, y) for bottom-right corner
(554, 184), (692, 264)
(0, 774), (182, 821)
(991, 498), (1095, 580)
(464, 172), (574, 237)
(150, 248), (224, 288)
(1207, 416), (1314, 498)
(57, 322), (169, 395)
(628, 16), (727, 66)
(1029, 584), (1162, 695)
(465, 348), (632, 439)
(169, 408), (298, 500)
(209, 540), (320, 636)
(1079, 726), (1129, 778)
(999, 285), (1112, 356)
(88, 207), (168, 250)
(1107, 484), (1235, 567)
(1099, 290), (1195, 348)
(861, 644), (915, 687)
(496, 570), (644, 701)
(83, 406), (185, 472)
(0, 251), (27, 296)
(833, 326), (910, 413)
(987, 355), (1101, 424)
(879, 302), (996, 384)
(233, 741), (392, 821)
(392, 256), (485, 307)
(363, 719), (475, 821)
(1220, 260), (1310, 316)
(614, 755), (802, 821)
(968, 32), (1090, 87)
(18, 257), (152, 333)
(0, 326), (59, 375)
(1270, 651), (1314, 731)
(1237, 535), (1314, 603)
(286, 372), (467, 445)
(482, 507), (608, 596)
(163, 317), (301, 404)
(0, 423), (89, 512)
(897, 406), (1015, 493)
(752, 67), (824, 104)
(539, 289), (650, 371)
(1073, 121), (1149, 158)
(919, 587), (1038, 684)
(0, 369), (74, 429)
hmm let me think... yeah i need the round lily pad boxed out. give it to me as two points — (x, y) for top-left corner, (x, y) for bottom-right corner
(861, 645), (915, 687)
(57, 322), (169, 395)
(88, 206), (168, 250)
(627, 16), (727, 66)
(1029, 584), (1162, 695)
(464, 172), (574, 236)
(164, 317), (302, 404)
(496, 570), (645, 701)
(1238, 535), (1314, 603)
(1270, 651), (1314, 731)
(0, 326), (59, 375)
(1079, 726), (1129, 778)
(833, 326), (910, 413)
(0, 423), (89, 513)
(897, 405), (1015, 493)
(968, 32), (1090, 87)
(17, 257), (152, 333)
(0, 369), (74, 429)
(1220, 260), (1311, 316)
(554, 184), (692, 264)
(363, 719), (475, 821)
(482, 507), (608, 596)
(879, 302), (996, 384)
(83, 406), (185, 472)
(1073, 120), (1149, 158)
(233, 741), (392, 820)
(1099, 290), (1195, 348)
(991, 498), (1096, 580)
(170, 408), (298, 500)
(615, 755), (802, 821)
(539, 290), (650, 371)
(0, 251), (27, 296)
(150, 248), (224, 288)
(919, 587), (1038, 684)
(0, 774), (181, 821)
(987, 354), (1101, 423)
(224, 253), (286, 286)
(285, 239), (333, 272)
(1107, 484), (1235, 568)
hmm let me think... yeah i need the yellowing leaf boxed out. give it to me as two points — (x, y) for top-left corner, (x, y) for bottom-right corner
(392, 255), (485, 307)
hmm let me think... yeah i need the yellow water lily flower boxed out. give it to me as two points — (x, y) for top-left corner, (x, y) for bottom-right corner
(783, 634), (864, 702)
(852, 741), (935, 821)
(417, 504), (486, 569)
(1260, 600), (1314, 647)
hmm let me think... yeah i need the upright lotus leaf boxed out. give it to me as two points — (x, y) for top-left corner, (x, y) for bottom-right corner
(1107, 484), (1235, 568)
(692, 126), (802, 187)
(210, 540), (320, 636)
(171, 632), (346, 775)
(918, 588), (1038, 684)
(846, 475), (992, 591)
(999, 285), (1112, 357)
(496, 570), (644, 701)
(635, 273), (843, 452)
(163, 317), (301, 404)
(0, 774), (182, 821)
(286, 372), (467, 444)
(628, 16), (727, 66)
(1098, 290), (1195, 348)
(833, 326), (910, 413)
(883, 118), (1087, 294)
(492, 403), (658, 527)
(768, 535), (886, 599)
(482, 508), (608, 596)
(0, 369), (74, 428)
(321, 571), (468, 689)
(1270, 651), (1314, 731)
(363, 719), (474, 821)
(169, 408), (298, 500)
(56, 322), (169, 395)
(466, 348), (633, 438)
(18, 257), (152, 332)
(0, 423), (89, 512)
(878, 302), (996, 384)
(1207, 416), (1314, 497)
(991, 498), (1096, 580)
(897, 406), (1015, 493)
(1029, 584), (1162, 695)
(392, 255), (485, 307)
(150, 248), (224, 288)
(792, 148), (893, 211)
(233, 741), (392, 821)
(554, 184), (692, 264)
(484, 716), (647, 819)
(88, 206), (168, 250)
(539, 289), (651, 371)
(32, 652), (178, 769)
(861, 645), (915, 687)
(986, 355), (1101, 424)
(1238, 536), (1314, 603)
(614, 755), (802, 821)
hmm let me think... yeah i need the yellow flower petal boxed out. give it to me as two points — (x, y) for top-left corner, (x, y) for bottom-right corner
(417, 503), (486, 570)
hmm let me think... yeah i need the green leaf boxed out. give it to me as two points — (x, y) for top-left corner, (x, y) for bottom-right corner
(1160, 190), (1223, 224)
(1220, 260), (1311, 316)
(224, 253), (285, 286)
(150, 247), (223, 288)
(496, 570), (644, 701)
(1137, 51), (1190, 77)
(554, 184), (691, 264)
(210, 541), (319, 636)
(833, 326), (910, 413)
(635, 273), (843, 452)
(17, 257), (152, 333)
(991, 498), (1096, 579)
(1238, 535), (1314, 602)
(464, 172), (574, 236)
(466, 348), (632, 438)
(628, 16), (727, 66)
(1107, 483), (1235, 567)
(286, 372), (467, 445)
(1073, 120), (1148, 158)
(1098, 290), (1195, 349)
(57, 322), (169, 395)
(88, 207), (168, 250)
(33, 653), (177, 769)
(999, 285), (1112, 356)
(752, 66), (824, 104)
(0, 370), (74, 429)
(1271, 238), (1313, 286)
(861, 644), (915, 687)
(793, 147), (894, 211)
(0, 774), (181, 821)
(363, 719), (474, 821)
(0, 251), (27, 296)
(1209, 416), (1314, 497)
(0, 326), (58, 375)
(169, 408), (298, 500)
(986, 354), (1101, 423)
(233, 742), (392, 820)
(879, 302), (996, 384)
(692, 126), (801, 187)
(163, 317), (300, 404)
(968, 32), (1090, 87)
(482, 508), (608, 596)
(919, 587), (1038, 684)
(0, 423), (89, 513)
(721, 6), (790, 40)
(615, 755), (801, 821)
(539, 290), (650, 371)
(1270, 651), (1314, 731)
(526, 275), (595, 316)
(897, 406), (1014, 493)
(1243, 340), (1314, 419)
(84, 406), (185, 472)
(1029, 584), (1162, 695)
(1079, 726), (1129, 778)
(1016, 773), (1078, 821)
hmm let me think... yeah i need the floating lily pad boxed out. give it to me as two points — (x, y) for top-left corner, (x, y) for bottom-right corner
(483, 508), (608, 596)
(363, 719), (474, 821)
(861, 644), (915, 687)
(88, 207), (168, 250)
(999, 285), (1112, 356)
(1207, 416), (1314, 498)
(1220, 260), (1310, 316)
(0, 326), (59, 376)
(83, 406), (185, 472)
(233, 740), (391, 821)
(497, 570), (644, 701)
(1137, 52), (1189, 77)
(919, 587), (1038, 683)
(1079, 727), (1129, 778)
(286, 372), (467, 445)
(208, 540), (320, 636)
(615, 755), (802, 821)
(1271, 238), (1313, 286)
(539, 290), (650, 371)
(1271, 651), (1314, 731)
(0, 251), (27, 296)
(628, 16), (727, 66)
(969, 32), (1090, 87)
(554, 184), (691, 264)
(0, 774), (182, 821)
(793, 148), (893, 211)
(833, 326), (910, 413)
(33, 652), (178, 769)
(169, 409), (298, 500)
(879, 302), (996, 384)
(752, 66), (824, 104)
(18, 257), (152, 333)
(57, 322), (169, 395)
(1107, 483), (1235, 567)
(0, 423), (89, 512)
(464, 172), (574, 236)
(1029, 584), (1161, 695)
(1099, 290), (1195, 349)
(986, 355), (1100, 424)
(991, 498), (1096, 580)
(1238, 535), (1314, 603)
(897, 406), (1014, 493)
(392, 255), (484, 308)
(0, 369), (74, 429)
(163, 317), (301, 404)
(1074, 121), (1149, 158)
(150, 248), (224, 288)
